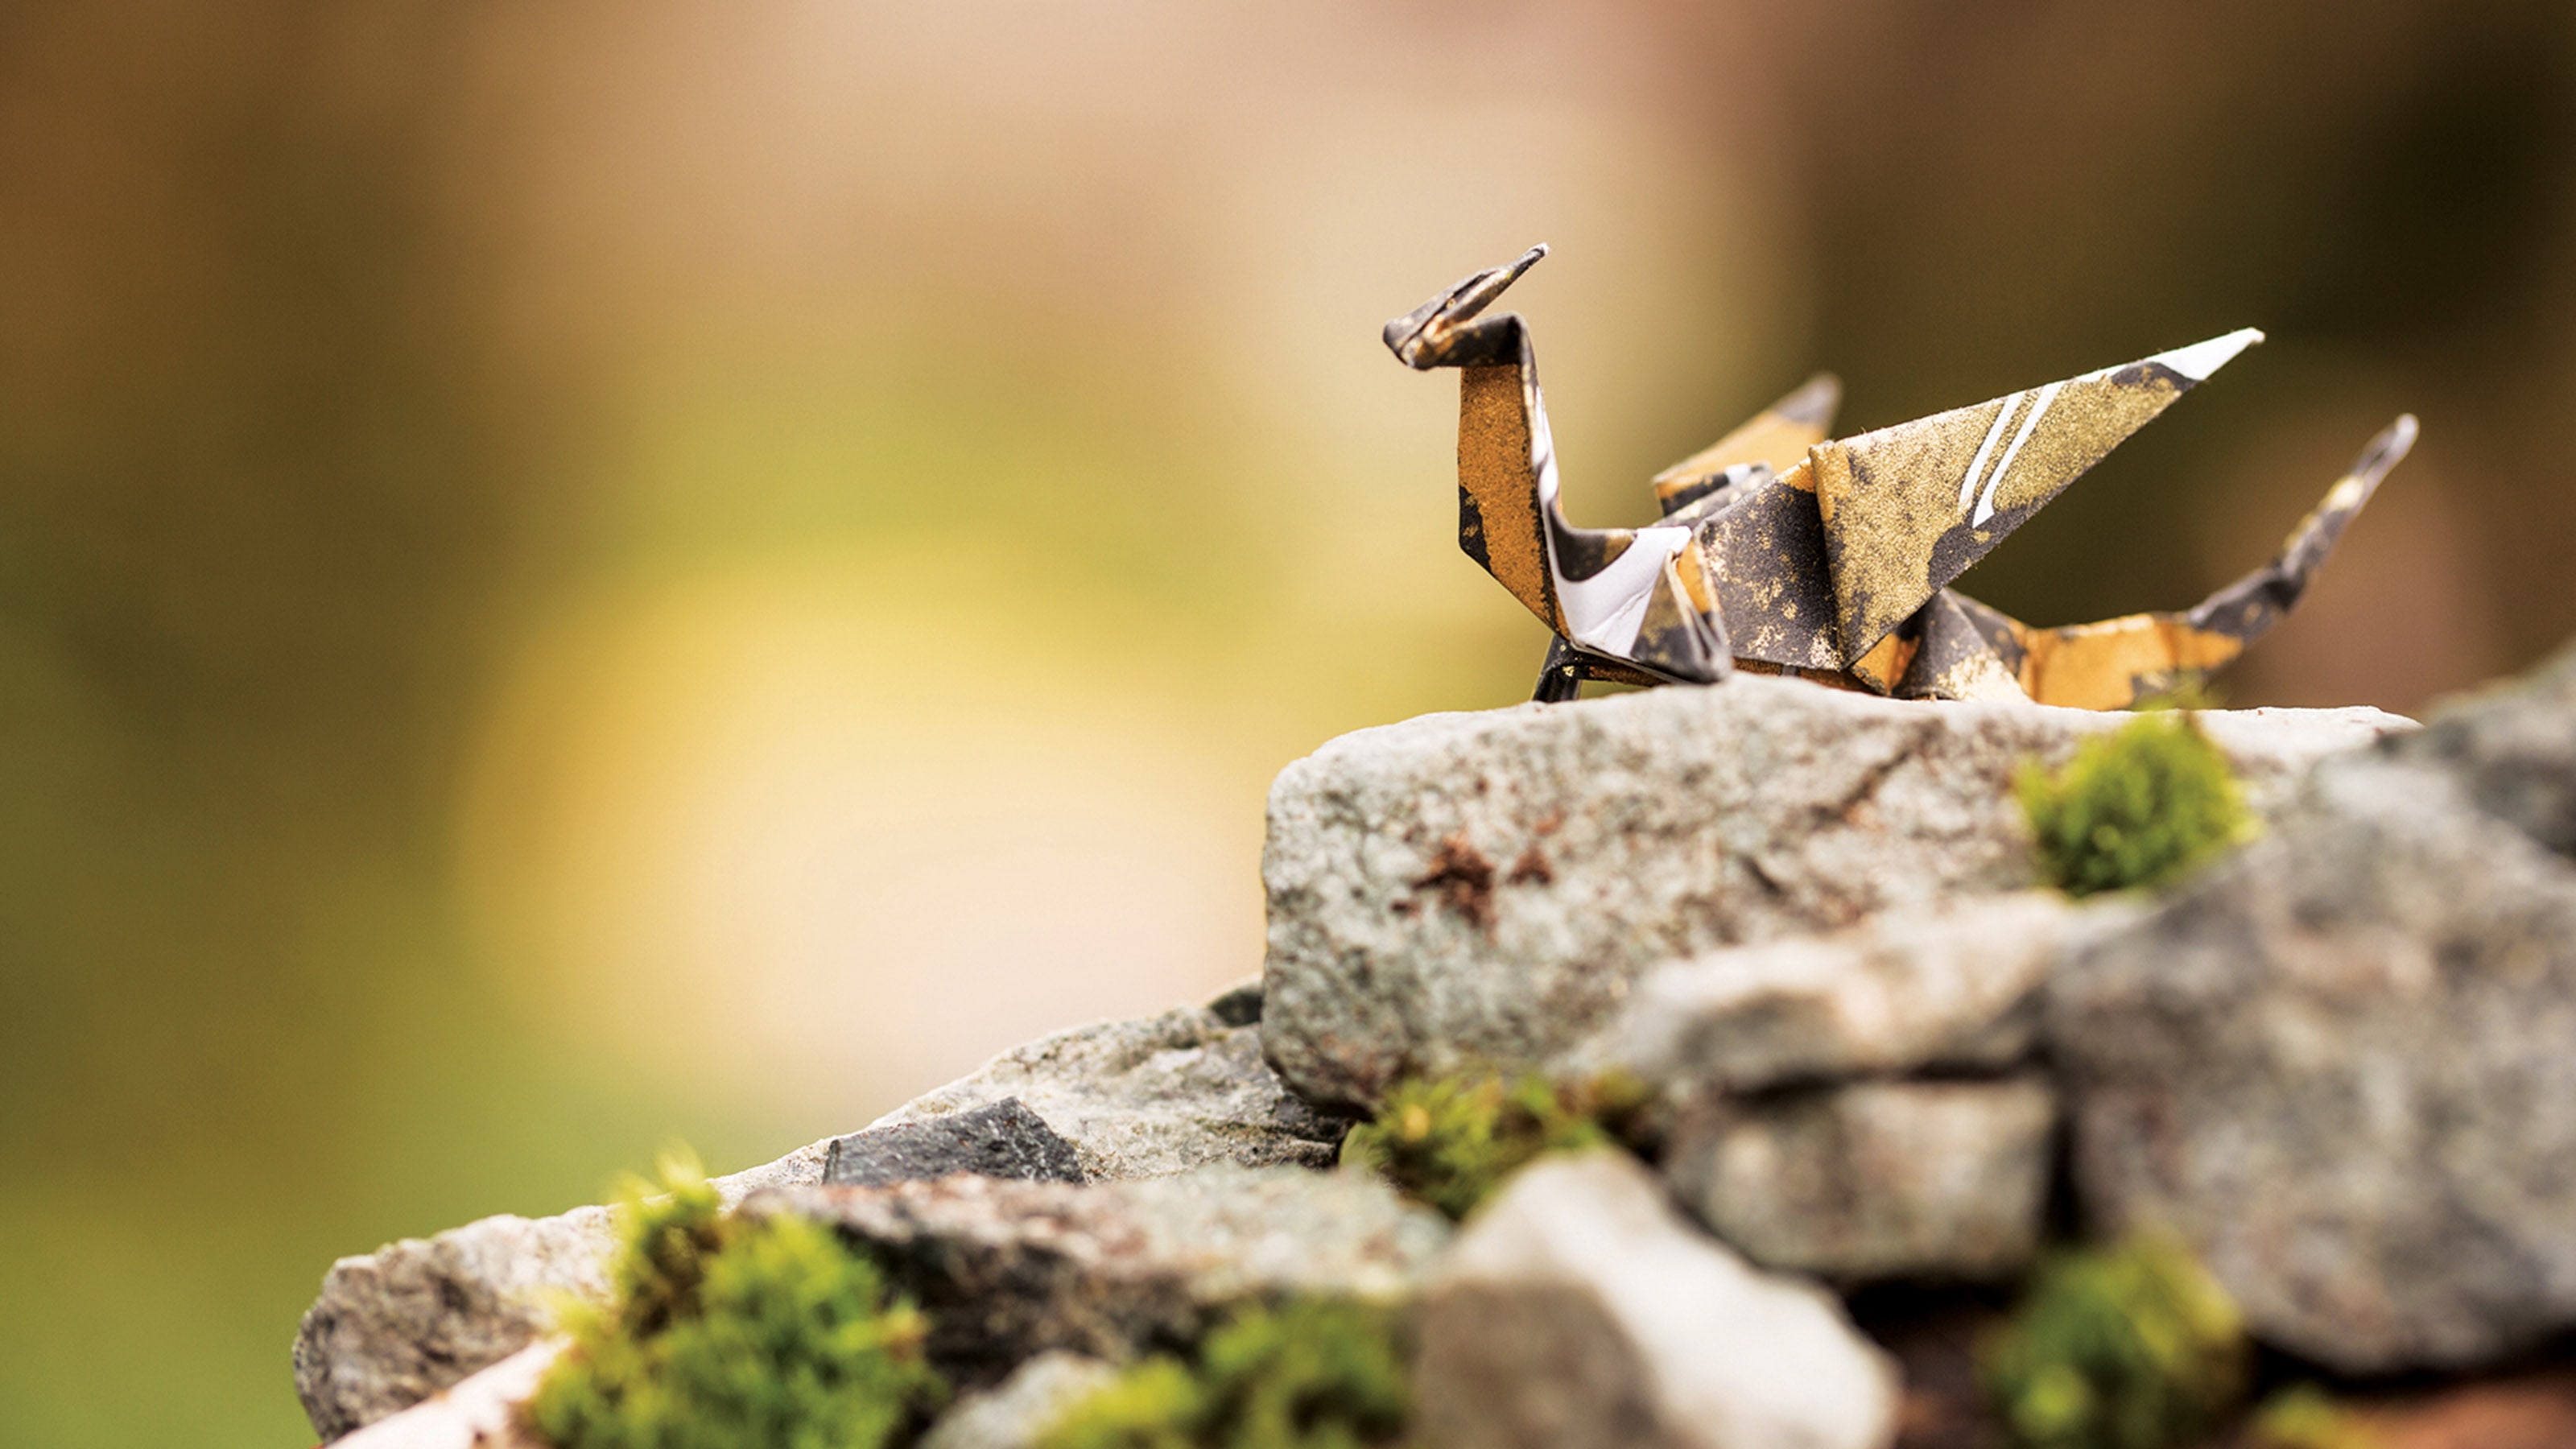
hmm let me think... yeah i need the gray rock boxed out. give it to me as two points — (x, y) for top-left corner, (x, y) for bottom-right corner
(2051, 733), (2576, 1371)
(707, 1133), (840, 1197)
(293, 1136), (836, 1440)
(2385, 638), (2576, 857)
(747, 1163), (1451, 1383)
(1261, 676), (2408, 1108)
(1664, 1078), (2057, 1282)
(1204, 975), (1265, 1027)
(328, 1339), (560, 1449)
(293, 987), (1325, 1439)
(1414, 1150), (1898, 1449)
(293, 1206), (616, 1442)
(826, 1097), (1087, 1188)
(1604, 891), (2126, 1092)
(870, 993), (1346, 1180)
(919, 1352), (1122, 1449)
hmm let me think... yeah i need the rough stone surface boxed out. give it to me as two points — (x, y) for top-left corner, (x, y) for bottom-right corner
(919, 1351), (1121, 1449)
(747, 1164), (1451, 1384)
(2387, 638), (2576, 857)
(294, 1141), (831, 1439)
(826, 1097), (1088, 1188)
(1261, 676), (2408, 1107)
(294, 1208), (614, 1442)
(871, 993), (1346, 1180)
(295, 985), (1324, 1440)
(2052, 704), (2576, 1370)
(1602, 891), (2131, 1092)
(329, 1340), (560, 1449)
(1664, 1078), (2057, 1282)
(1414, 1150), (1898, 1449)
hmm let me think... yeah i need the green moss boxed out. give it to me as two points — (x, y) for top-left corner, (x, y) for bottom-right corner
(2128, 677), (2229, 714)
(2247, 1385), (2378, 1449)
(2018, 712), (2252, 897)
(1338, 1070), (1646, 1221)
(1040, 1359), (1203, 1449)
(1981, 1232), (2248, 1449)
(1039, 1299), (1410, 1449)
(526, 1154), (945, 1449)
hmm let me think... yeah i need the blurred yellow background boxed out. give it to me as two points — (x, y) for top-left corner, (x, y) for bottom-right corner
(4, 2), (2573, 1443)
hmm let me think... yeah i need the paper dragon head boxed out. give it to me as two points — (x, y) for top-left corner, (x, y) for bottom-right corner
(1385, 245), (2413, 708)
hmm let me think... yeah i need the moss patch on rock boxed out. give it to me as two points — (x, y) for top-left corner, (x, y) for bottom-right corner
(1038, 1298), (1409, 1449)
(2019, 712), (2252, 897)
(526, 1155), (945, 1449)
(1338, 1070), (1645, 1221)
(1981, 1232), (2248, 1449)
(2246, 1384), (2380, 1449)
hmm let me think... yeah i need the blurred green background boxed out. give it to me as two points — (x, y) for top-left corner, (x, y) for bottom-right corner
(4, 2), (2573, 1443)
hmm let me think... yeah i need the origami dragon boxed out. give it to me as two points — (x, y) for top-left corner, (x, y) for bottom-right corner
(1384, 246), (2415, 708)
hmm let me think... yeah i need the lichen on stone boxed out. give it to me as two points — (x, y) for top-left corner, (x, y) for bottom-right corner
(1338, 1069), (1645, 1221)
(1979, 1231), (2248, 1449)
(2018, 711), (2252, 897)
(1037, 1298), (1410, 1449)
(526, 1153), (946, 1449)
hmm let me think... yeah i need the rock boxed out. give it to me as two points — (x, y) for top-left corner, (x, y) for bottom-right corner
(294, 985), (1324, 1439)
(1203, 975), (1265, 1027)
(327, 1340), (560, 1449)
(2051, 726), (2576, 1371)
(826, 1097), (1088, 1188)
(870, 992), (1347, 1181)
(293, 1207), (616, 1442)
(708, 1133), (840, 1196)
(294, 1141), (832, 1439)
(745, 1163), (1451, 1383)
(2385, 638), (2576, 857)
(1261, 676), (2409, 1108)
(1414, 1150), (1898, 1449)
(1663, 1078), (2058, 1282)
(1602, 890), (2127, 1092)
(919, 1352), (1122, 1449)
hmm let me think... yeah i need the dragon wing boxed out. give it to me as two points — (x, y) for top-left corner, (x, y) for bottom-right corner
(1651, 374), (1842, 518)
(1807, 329), (2263, 689)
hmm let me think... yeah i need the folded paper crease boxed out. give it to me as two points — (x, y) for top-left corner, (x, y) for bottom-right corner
(1385, 248), (2409, 709)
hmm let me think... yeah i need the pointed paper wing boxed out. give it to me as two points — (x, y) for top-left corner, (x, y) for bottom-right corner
(2012, 414), (2415, 709)
(1652, 374), (1842, 518)
(1809, 329), (2262, 687)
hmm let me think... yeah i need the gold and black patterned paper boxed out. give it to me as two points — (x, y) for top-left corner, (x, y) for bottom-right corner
(1384, 247), (2413, 709)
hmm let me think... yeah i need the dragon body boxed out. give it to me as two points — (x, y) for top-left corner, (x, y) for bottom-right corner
(1384, 246), (2413, 708)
